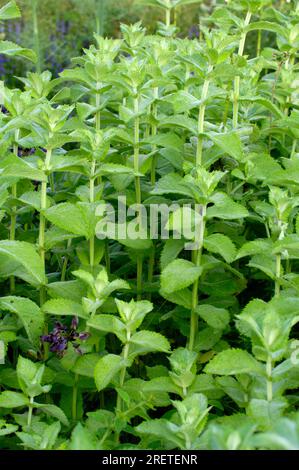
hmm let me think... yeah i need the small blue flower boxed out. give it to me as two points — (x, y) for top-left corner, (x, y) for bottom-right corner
(41, 317), (90, 357)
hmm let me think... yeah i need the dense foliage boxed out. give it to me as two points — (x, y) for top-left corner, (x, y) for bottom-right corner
(0, 0), (299, 450)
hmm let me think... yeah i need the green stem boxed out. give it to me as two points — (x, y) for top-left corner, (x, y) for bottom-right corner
(95, 91), (101, 131)
(95, 87), (110, 272)
(27, 396), (34, 427)
(39, 148), (52, 359)
(147, 245), (155, 300)
(185, 65), (190, 94)
(222, 86), (231, 126)
(32, 0), (41, 73)
(266, 356), (273, 402)
(284, 54), (295, 116)
(291, 139), (297, 159)
(90, 158), (96, 271)
(95, 0), (105, 35)
(72, 373), (78, 421)
(39, 149), (52, 268)
(134, 95), (141, 205)
(10, 131), (20, 293)
(116, 334), (130, 412)
(105, 240), (110, 276)
(61, 239), (72, 281)
(256, 29), (262, 57)
(196, 66), (213, 166)
(189, 205), (206, 351)
(233, 10), (252, 129)
(174, 7), (178, 27)
(165, 8), (171, 27)
(275, 253), (281, 298)
(137, 256), (142, 301)
(150, 87), (158, 186)
(133, 94), (143, 299)
(95, 16), (100, 35)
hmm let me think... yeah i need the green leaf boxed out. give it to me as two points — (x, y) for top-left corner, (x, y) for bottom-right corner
(0, 297), (44, 348)
(160, 287), (192, 310)
(144, 132), (184, 149)
(143, 377), (179, 395)
(160, 259), (203, 294)
(160, 115), (198, 135)
(17, 356), (37, 385)
(35, 403), (69, 426)
(97, 164), (136, 176)
(245, 21), (286, 38)
(204, 234), (236, 263)
(0, 240), (46, 287)
(42, 298), (88, 320)
(129, 331), (171, 357)
(209, 132), (243, 161)
(207, 194), (249, 220)
(160, 239), (185, 270)
(164, 90), (200, 113)
(59, 68), (91, 86)
(44, 202), (93, 239)
(0, 391), (29, 408)
(248, 254), (276, 280)
(240, 97), (284, 119)
(87, 314), (126, 342)
(255, 415), (299, 450)
(0, 421), (18, 436)
(72, 353), (100, 378)
(69, 423), (98, 450)
(0, 155), (46, 181)
(247, 399), (288, 430)
(0, 1), (21, 20)
(45, 227), (77, 250)
(152, 173), (195, 198)
(236, 239), (273, 260)
(18, 191), (51, 211)
(0, 40), (36, 62)
(47, 280), (86, 303)
(196, 304), (230, 330)
(204, 349), (261, 375)
(136, 419), (183, 448)
(94, 354), (124, 392)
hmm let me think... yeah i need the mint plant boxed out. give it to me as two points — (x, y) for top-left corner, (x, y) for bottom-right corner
(0, 0), (299, 451)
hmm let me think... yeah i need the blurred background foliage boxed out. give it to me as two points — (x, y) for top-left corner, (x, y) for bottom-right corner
(0, 0), (205, 80)
(0, 0), (290, 83)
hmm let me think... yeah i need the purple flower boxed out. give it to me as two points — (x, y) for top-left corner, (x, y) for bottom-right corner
(188, 25), (199, 39)
(41, 317), (90, 357)
(71, 316), (79, 330)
